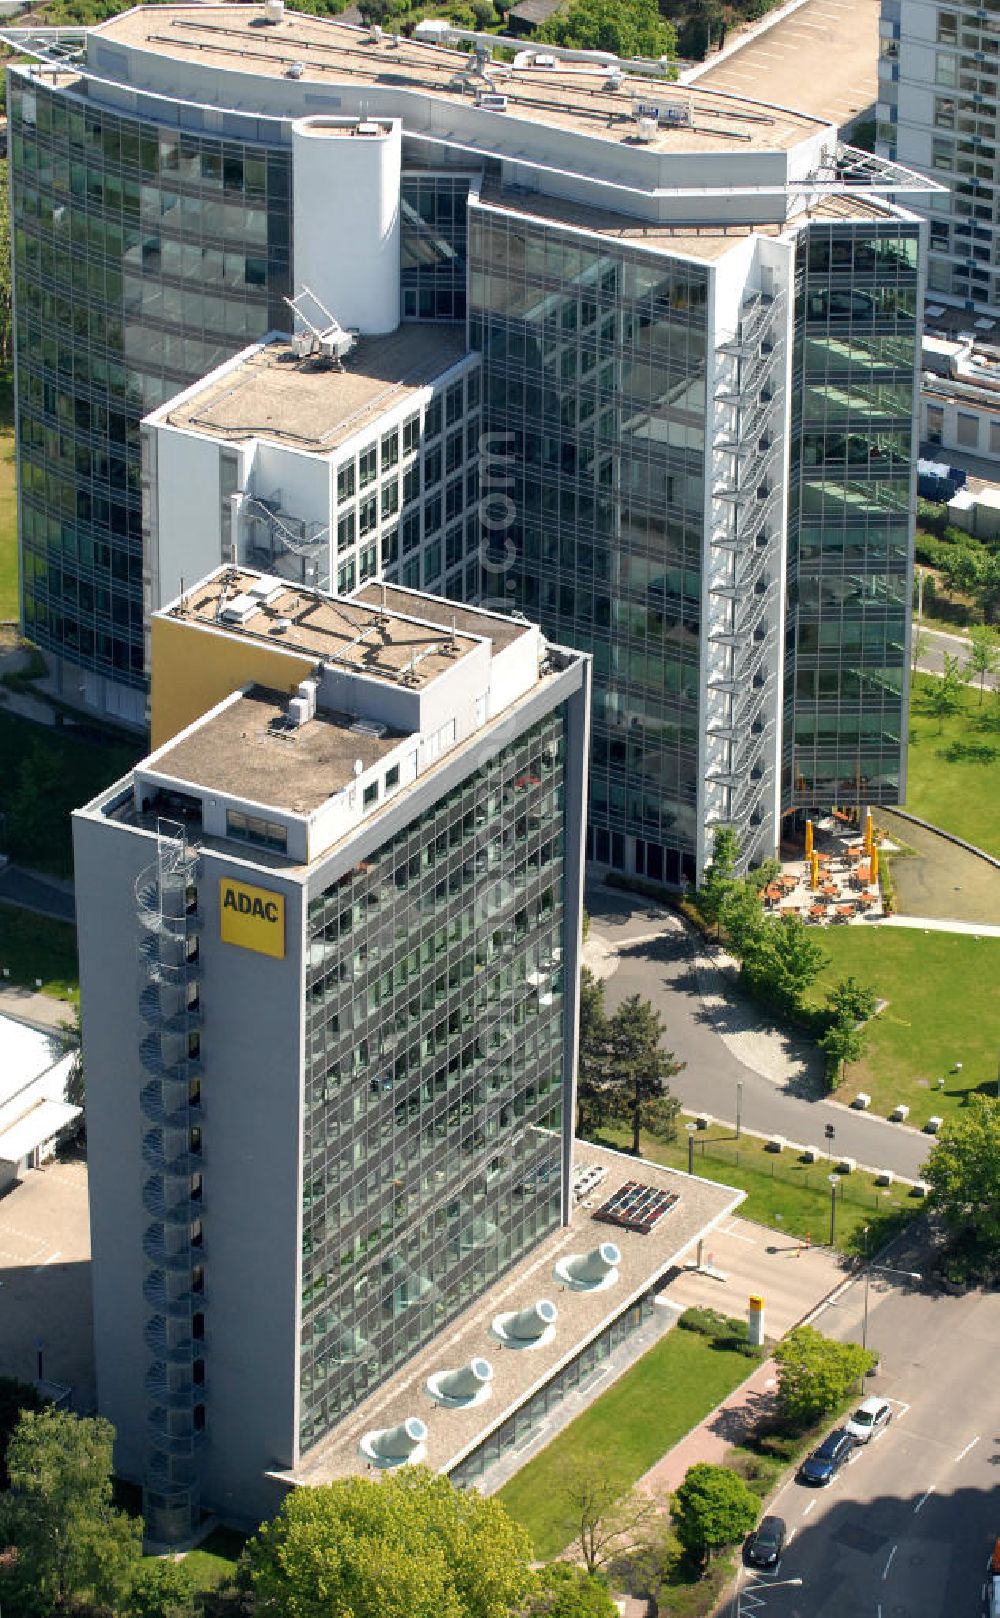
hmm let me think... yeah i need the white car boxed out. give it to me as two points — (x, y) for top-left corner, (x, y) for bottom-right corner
(845, 1396), (892, 1444)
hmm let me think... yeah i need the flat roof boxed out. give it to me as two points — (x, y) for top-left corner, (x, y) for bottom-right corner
(168, 569), (489, 682)
(149, 685), (403, 812)
(163, 326), (470, 452)
(352, 581), (528, 654)
(476, 181), (894, 261)
(281, 1138), (742, 1487)
(0, 1013), (64, 1108)
(94, 5), (827, 154)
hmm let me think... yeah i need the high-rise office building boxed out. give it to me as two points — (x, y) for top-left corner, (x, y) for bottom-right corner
(878, 1), (1000, 318)
(877, 1), (1000, 468)
(12, 4), (932, 881)
(74, 566), (591, 1538)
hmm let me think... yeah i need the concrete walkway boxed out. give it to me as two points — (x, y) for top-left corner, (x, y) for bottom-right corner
(0, 984), (74, 1031)
(879, 914), (1000, 937)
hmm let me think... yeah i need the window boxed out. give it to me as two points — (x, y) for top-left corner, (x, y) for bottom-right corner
(360, 542), (378, 580)
(957, 410), (980, 448)
(337, 462), (355, 503)
(446, 430), (463, 474)
(402, 510), (421, 554)
(363, 780), (379, 809)
(424, 396), (441, 439)
(446, 478), (463, 522)
(382, 526), (399, 567)
(338, 558), (357, 593)
(227, 809), (288, 851)
(359, 494), (377, 536)
(403, 462), (420, 504)
(359, 445), (378, 488)
(381, 480), (399, 519)
(385, 763), (400, 793)
(424, 445), (442, 488)
(926, 404), (944, 444)
(935, 97), (957, 129)
(337, 510), (356, 553)
(446, 382), (463, 425)
(381, 429), (399, 470)
(990, 419), (1000, 455)
(423, 540), (441, 584)
(938, 10), (958, 43)
(403, 413), (420, 455)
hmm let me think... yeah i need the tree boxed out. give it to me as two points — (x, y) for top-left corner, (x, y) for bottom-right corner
(772, 1326), (878, 1432)
(825, 975), (878, 1026)
(718, 878), (766, 956)
(911, 623), (928, 675)
(521, 1564), (617, 1618)
(818, 1015), (867, 1091)
(538, 0), (676, 61)
(670, 1463), (758, 1565)
(924, 653), (965, 733)
(605, 994), (683, 1156)
(0, 1377), (45, 1491)
(576, 966), (610, 1138)
(739, 913), (828, 1017)
(0, 1408), (142, 1615)
(922, 1095), (1000, 1250)
(695, 825), (740, 938)
(243, 1466), (535, 1618)
(57, 1002), (85, 1114)
(557, 1459), (660, 1576)
(965, 625), (999, 704)
(126, 1559), (197, 1618)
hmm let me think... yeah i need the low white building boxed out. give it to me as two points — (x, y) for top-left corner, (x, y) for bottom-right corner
(0, 1012), (81, 1194)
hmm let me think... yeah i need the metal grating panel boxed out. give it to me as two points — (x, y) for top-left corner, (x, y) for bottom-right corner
(592, 1180), (679, 1234)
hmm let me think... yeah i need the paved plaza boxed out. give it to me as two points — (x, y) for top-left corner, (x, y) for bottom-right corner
(0, 1156), (94, 1409)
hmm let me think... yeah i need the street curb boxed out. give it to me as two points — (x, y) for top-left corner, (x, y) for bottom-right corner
(681, 1112), (925, 1191)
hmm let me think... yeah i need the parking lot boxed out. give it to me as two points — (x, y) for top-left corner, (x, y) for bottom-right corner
(0, 1155), (94, 1409)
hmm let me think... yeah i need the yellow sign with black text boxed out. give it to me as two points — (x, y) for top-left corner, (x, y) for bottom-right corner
(219, 878), (285, 959)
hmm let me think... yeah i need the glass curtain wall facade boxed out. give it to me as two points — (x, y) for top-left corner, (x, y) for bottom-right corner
(9, 73), (291, 707)
(468, 202), (708, 886)
(784, 223), (920, 808)
(400, 172), (473, 323)
(299, 709), (568, 1452)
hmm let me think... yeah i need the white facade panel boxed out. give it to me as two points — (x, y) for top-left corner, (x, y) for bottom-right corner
(291, 116), (401, 335)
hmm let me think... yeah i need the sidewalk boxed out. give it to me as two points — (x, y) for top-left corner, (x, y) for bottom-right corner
(0, 984), (74, 1031)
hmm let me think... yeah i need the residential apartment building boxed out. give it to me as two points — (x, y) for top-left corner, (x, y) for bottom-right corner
(73, 567), (591, 1537)
(12, 4), (933, 883)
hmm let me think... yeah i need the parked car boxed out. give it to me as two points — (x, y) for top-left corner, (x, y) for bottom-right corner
(845, 1396), (892, 1445)
(746, 1514), (786, 1568)
(799, 1428), (855, 1485)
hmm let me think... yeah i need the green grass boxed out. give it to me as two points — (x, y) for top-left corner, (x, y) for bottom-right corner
(597, 1124), (912, 1255)
(807, 928), (1000, 1129)
(497, 1329), (760, 1560)
(0, 708), (141, 879)
(0, 901), (79, 1000)
(906, 673), (1000, 856)
(178, 1526), (246, 1591)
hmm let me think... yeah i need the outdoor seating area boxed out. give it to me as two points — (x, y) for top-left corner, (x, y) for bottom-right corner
(768, 812), (886, 926)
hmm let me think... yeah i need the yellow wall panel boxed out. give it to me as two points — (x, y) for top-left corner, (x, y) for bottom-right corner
(150, 616), (315, 749)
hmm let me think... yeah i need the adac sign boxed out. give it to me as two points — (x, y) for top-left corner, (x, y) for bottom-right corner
(219, 878), (285, 959)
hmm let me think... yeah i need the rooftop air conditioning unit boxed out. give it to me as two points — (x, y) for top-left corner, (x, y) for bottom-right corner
(220, 593), (260, 626)
(264, 0), (284, 22)
(605, 68), (624, 91)
(356, 120), (381, 136)
(476, 92), (508, 112)
(286, 61), (304, 78)
(288, 695), (311, 727)
(368, 23), (383, 42)
(635, 116), (657, 143)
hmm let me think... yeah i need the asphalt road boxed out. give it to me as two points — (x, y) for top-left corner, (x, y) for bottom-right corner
(732, 1237), (1000, 1618)
(586, 886), (930, 1182)
(914, 625), (998, 692)
(0, 863), (76, 923)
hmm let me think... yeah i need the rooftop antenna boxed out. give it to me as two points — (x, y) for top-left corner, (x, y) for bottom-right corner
(375, 580), (389, 627)
(284, 286), (355, 368)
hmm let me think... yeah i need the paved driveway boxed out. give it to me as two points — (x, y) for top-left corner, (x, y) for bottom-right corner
(0, 1156), (94, 1410)
(691, 0), (879, 130)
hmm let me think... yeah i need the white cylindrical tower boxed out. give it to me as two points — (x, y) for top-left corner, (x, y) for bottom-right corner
(291, 115), (401, 336)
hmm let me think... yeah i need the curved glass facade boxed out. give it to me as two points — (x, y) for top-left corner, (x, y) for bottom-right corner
(784, 224), (920, 807)
(468, 201), (707, 886)
(9, 72), (291, 711)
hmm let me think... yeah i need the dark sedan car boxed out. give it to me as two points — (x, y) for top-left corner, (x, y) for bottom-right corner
(799, 1428), (855, 1485)
(746, 1515), (786, 1568)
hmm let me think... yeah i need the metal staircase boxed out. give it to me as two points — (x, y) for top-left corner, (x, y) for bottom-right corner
(134, 820), (205, 1544)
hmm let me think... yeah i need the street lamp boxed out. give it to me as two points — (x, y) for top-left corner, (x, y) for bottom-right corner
(736, 1080), (743, 1141)
(859, 1225), (922, 1380)
(828, 1173), (839, 1248)
(686, 1120), (698, 1176)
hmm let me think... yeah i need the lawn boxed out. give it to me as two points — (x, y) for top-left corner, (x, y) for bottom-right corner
(0, 901), (79, 1000)
(597, 1123), (913, 1255)
(808, 927), (1000, 1128)
(905, 673), (1000, 857)
(497, 1328), (757, 1560)
(0, 708), (141, 879)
